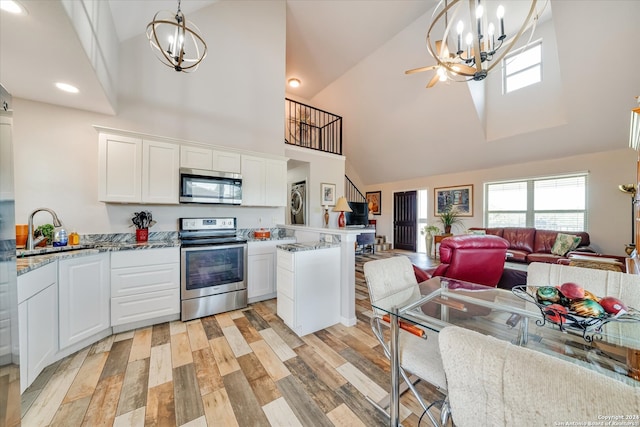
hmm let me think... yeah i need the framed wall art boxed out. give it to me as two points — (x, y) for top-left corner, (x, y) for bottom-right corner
(434, 185), (473, 216)
(321, 183), (336, 205)
(366, 191), (381, 215)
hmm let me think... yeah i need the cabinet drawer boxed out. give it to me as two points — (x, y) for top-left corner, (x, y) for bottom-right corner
(111, 288), (180, 326)
(111, 247), (179, 269)
(17, 262), (57, 304)
(111, 263), (179, 297)
(276, 292), (294, 327)
(276, 267), (294, 299)
(276, 249), (294, 271)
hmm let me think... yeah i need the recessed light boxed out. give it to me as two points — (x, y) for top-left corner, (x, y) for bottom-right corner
(0, 0), (26, 15)
(288, 78), (301, 88)
(55, 82), (79, 94)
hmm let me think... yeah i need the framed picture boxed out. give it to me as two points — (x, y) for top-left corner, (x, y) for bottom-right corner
(321, 183), (336, 205)
(366, 191), (381, 215)
(435, 185), (473, 216)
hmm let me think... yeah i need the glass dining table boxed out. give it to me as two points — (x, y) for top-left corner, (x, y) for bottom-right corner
(371, 277), (640, 427)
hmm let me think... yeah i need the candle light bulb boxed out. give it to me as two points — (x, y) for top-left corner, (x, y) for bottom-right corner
(456, 20), (464, 54)
(457, 20), (464, 34)
(488, 22), (495, 51)
(437, 67), (447, 81)
(496, 5), (505, 19)
(465, 33), (473, 46)
(476, 4), (484, 19)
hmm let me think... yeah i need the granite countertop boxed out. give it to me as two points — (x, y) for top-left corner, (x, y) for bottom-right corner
(276, 241), (340, 252)
(16, 240), (180, 276)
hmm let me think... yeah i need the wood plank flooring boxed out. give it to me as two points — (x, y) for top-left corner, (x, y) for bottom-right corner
(21, 250), (445, 427)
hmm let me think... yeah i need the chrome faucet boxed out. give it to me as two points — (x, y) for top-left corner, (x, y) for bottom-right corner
(25, 208), (62, 250)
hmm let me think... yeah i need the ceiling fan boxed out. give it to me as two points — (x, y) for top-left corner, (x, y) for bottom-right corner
(405, 40), (476, 88)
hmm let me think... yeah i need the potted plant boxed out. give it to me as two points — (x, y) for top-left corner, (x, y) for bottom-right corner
(130, 211), (156, 243)
(420, 224), (440, 257)
(34, 223), (54, 247)
(439, 204), (462, 234)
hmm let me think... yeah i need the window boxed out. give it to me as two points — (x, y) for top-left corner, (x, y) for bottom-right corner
(485, 174), (587, 231)
(503, 40), (542, 93)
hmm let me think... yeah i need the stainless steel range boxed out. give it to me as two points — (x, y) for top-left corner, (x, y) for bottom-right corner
(179, 217), (247, 321)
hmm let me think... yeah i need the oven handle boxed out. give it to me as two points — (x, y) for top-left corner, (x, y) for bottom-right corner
(181, 243), (247, 252)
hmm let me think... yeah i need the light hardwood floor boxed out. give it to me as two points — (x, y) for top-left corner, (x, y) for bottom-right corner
(21, 250), (445, 427)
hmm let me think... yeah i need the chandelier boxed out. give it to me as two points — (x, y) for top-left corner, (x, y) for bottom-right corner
(146, 0), (207, 72)
(409, 0), (542, 87)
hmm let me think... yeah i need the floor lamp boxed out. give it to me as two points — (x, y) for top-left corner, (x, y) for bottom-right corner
(619, 184), (637, 253)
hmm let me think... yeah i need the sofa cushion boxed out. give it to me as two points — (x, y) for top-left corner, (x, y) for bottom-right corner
(506, 249), (528, 263)
(527, 252), (564, 264)
(551, 233), (582, 256)
(413, 264), (431, 283)
(502, 228), (535, 253)
(469, 227), (504, 237)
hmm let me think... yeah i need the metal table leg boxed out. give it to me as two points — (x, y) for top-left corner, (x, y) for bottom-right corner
(390, 306), (400, 426)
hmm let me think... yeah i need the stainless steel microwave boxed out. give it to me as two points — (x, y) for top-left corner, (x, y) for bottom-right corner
(179, 168), (242, 204)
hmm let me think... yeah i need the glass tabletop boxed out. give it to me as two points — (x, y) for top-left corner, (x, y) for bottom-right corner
(371, 277), (640, 386)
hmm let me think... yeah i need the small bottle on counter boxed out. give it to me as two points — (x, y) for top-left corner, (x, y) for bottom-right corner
(69, 232), (80, 245)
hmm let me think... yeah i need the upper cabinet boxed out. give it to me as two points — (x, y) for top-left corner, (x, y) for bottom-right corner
(180, 145), (241, 173)
(241, 155), (287, 207)
(98, 133), (179, 204)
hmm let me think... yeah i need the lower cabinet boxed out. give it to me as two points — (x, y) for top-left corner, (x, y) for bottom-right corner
(110, 247), (180, 328)
(247, 239), (294, 303)
(18, 262), (58, 393)
(276, 247), (340, 336)
(58, 254), (110, 350)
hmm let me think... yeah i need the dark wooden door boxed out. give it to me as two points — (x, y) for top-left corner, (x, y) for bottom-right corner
(393, 190), (417, 251)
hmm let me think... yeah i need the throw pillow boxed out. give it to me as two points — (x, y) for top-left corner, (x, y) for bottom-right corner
(467, 229), (486, 235)
(551, 233), (582, 256)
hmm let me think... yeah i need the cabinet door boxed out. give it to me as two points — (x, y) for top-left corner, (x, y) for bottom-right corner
(247, 253), (275, 301)
(180, 145), (213, 170)
(241, 155), (266, 206)
(98, 133), (142, 202)
(142, 140), (180, 204)
(213, 150), (241, 173)
(59, 254), (110, 349)
(26, 283), (58, 387)
(265, 159), (287, 207)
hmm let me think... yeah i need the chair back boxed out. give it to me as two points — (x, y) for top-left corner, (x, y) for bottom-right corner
(363, 256), (421, 316)
(439, 326), (640, 427)
(432, 235), (509, 287)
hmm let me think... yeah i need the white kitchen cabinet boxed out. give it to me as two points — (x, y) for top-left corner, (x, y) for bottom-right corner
(180, 145), (241, 173)
(98, 133), (179, 204)
(276, 247), (340, 336)
(110, 247), (180, 328)
(241, 155), (287, 206)
(17, 262), (58, 393)
(58, 254), (110, 350)
(247, 239), (294, 303)
(142, 140), (180, 204)
(98, 133), (142, 203)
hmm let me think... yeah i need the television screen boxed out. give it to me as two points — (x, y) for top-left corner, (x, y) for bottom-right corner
(345, 202), (369, 226)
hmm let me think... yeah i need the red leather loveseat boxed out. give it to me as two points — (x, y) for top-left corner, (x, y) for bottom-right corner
(468, 227), (593, 264)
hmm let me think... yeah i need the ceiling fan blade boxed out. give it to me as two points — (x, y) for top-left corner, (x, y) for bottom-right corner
(435, 40), (453, 59)
(405, 65), (437, 75)
(426, 73), (440, 89)
(452, 64), (477, 75)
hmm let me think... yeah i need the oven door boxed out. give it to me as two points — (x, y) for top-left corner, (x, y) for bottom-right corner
(180, 243), (247, 300)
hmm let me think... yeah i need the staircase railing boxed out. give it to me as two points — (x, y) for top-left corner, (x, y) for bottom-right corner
(285, 98), (342, 155)
(345, 175), (366, 203)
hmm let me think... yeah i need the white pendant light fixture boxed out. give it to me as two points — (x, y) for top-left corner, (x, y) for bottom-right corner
(146, 0), (207, 72)
(418, 0), (544, 85)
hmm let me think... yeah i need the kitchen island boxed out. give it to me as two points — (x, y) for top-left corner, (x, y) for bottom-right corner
(276, 225), (375, 327)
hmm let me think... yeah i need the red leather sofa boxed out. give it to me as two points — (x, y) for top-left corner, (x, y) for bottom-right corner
(468, 227), (593, 264)
(431, 234), (510, 287)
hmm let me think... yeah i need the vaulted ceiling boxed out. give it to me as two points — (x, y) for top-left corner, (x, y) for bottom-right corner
(1, 0), (638, 185)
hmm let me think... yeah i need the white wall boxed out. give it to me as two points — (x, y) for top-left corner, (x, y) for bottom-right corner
(366, 148), (635, 256)
(11, 1), (288, 234)
(285, 146), (346, 228)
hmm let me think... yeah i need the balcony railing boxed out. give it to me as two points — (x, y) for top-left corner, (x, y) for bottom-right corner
(285, 98), (342, 155)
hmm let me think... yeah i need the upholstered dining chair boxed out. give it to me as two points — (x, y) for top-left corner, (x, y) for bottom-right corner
(363, 256), (449, 427)
(439, 326), (640, 427)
